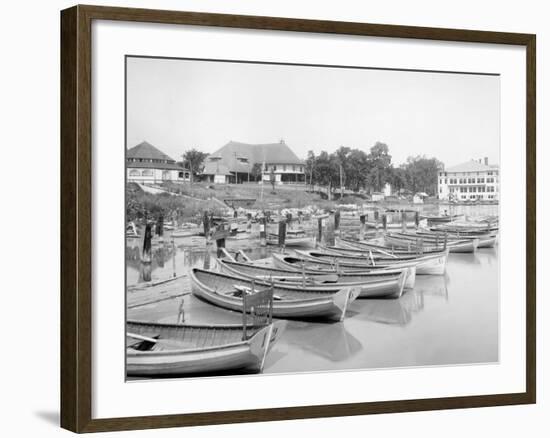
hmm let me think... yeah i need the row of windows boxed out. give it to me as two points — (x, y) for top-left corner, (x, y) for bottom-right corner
(441, 177), (497, 185)
(444, 186), (497, 193)
(439, 171), (498, 177)
(127, 158), (172, 164)
(128, 169), (190, 179)
(456, 194), (497, 200)
(266, 164), (304, 172)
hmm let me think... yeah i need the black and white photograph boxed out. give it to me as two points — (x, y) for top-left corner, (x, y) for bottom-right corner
(125, 56), (500, 379)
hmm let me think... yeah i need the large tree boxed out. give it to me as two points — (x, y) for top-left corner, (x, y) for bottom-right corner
(401, 155), (443, 195)
(182, 149), (208, 184)
(365, 142), (393, 192)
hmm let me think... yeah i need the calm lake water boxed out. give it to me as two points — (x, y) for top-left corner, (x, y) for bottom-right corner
(126, 204), (499, 374)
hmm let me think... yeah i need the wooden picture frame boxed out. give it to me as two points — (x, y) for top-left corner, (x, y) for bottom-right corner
(60, 4), (536, 433)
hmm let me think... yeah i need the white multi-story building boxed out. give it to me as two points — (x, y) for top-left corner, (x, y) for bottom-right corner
(438, 158), (499, 202)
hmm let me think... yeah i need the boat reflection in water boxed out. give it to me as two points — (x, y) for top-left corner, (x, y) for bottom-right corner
(286, 321), (362, 362)
(352, 274), (449, 326)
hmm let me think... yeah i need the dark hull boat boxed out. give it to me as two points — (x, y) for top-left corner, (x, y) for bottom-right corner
(126, 319), (286, 377)
(190, 268), (360, 321)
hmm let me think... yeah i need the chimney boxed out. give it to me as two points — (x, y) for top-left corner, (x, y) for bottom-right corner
(484, 157), (488, 166)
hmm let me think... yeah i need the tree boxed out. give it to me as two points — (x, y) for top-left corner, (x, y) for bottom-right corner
(250, 162), (263, 182)
(365, 142), (392, 192)
(182, 149), (208, 184)
(401, 155), (443, 195)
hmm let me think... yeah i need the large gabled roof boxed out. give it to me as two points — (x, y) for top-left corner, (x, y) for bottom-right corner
(127, 141), (176, 162)
(445, 160), (498, 173)
(203, 140), (304, 175)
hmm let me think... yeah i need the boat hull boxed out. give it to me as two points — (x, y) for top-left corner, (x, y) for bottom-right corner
(294, 249), (447, 276)
(384, 234), (479, 253)
(218, 259), (406, 298)
(190, 268), (360, 321)
(126, 320), (286, 376)
(270, 253), (416, 290)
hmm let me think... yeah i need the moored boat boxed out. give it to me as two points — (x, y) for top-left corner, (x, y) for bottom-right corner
(266, 229), (314, 247)
(384, 232), (479, 253)
(217, 259), (407, 298)
(190, 268), (360, 321)
(294, 248), (448, 276)
(126, 319), (286, 376)
(270, 253), (417, 290)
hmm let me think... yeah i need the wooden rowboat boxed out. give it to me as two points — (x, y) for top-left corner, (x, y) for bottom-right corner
(270, 253), (417, 290)
(384, 233), (479, 253)
(190, 268), (360, 321)
(410, 229), (497, 248)
(420, 214), (465, 223)
(126, 319), (286, 377)
(266, 229), (314, 247)
(336, 237), (445, 256)
(217, 259), (407, 298)
(294, 249), (448, 276)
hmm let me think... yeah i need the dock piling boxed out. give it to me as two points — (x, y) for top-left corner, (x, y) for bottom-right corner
(260, 216), (267, 247)
(278, 220), (287, 249)
(142, 224), (152, 263)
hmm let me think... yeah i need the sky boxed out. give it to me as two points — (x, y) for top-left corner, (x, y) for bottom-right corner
(126, 56), (500, 168)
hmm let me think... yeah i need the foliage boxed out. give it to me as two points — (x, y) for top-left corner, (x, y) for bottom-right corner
(250, 162), (263, 182)
(181, 149), (208, 183)
(305, 142), (442, 196)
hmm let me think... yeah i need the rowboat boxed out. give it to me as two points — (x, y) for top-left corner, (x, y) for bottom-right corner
(270, 253), (417, 290)
(217, 259), (407, 298)
(364, 220), (419, 229)
(126, 319), (286, 376)
(294, 249), (448, 276)
(319, 243), (449, 261)
(336, 237), (446, 256)
(384, 232), (479, 253)
(266, 229), (314, 247)
(190, 268), (360, 321)
(411, 229), (497, 248)
(171, 228), (201, 238)
(420, 213), (465, 223)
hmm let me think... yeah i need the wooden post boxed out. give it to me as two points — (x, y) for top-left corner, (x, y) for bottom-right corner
(401, 210), (407, 232)
(415, 211), (420, 229)
(444, 233), (448, 250)
(171, 238), (176, 277)
(216, 234), (226, 258)
(382, 214), (387, 232)
(374, 210), (379, 222)
(156, 215), (164, 237)
(260, 216), (267, 247)
(334, 210), (341, 239)
(278, 220), (286, 249)
(203, 243), (211, 270)
(326, 217), (335, 246)
(359, 214), (366, 240)
(141, 224), (152, 263)
(203, 211), (210, 242)
(247, 213), (252, 234)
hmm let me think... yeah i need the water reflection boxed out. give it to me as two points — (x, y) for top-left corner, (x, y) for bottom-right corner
(286, 321), (362, 362)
